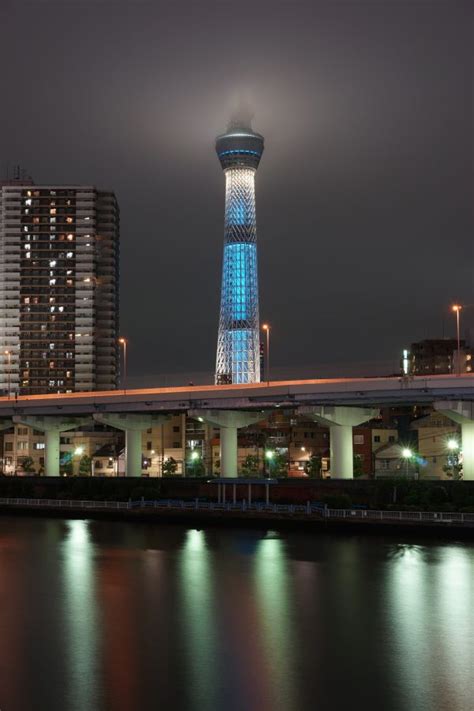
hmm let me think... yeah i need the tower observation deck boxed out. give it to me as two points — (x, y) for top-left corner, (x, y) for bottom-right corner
(214, 113), (264, 384)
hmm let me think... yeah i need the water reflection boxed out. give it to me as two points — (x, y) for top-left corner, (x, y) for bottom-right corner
(254, 536), (298, 711)
(390, 543), (474, 711)
(62, 520), (100, 711)
(179, 529), (217, 711)
(0, 518), (471, 711)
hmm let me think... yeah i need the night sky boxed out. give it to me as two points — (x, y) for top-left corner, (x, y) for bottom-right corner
(1, 1), (472, 386)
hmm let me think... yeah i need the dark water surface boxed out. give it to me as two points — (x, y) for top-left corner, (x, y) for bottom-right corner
(0, 517), (472, 711)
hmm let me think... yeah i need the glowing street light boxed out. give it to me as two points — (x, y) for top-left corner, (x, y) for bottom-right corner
(74, 446), (84, 456)
(401, 447), (413, 477)
(452, 304), (462, 375)
(190, 450), (200, 461)
(262, 323), (270, 385)
(447, 439), (459, 451)
(118, 337), (128, 391)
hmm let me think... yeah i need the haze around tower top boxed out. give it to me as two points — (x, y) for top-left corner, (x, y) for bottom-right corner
(227, 96), (255, 131)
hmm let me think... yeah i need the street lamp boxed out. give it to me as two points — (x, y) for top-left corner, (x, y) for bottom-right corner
(118, 337), (128, 391)
(265, 449), (274, 477)
(452, 304), (462, 375)
(447, 439), (459, 451)
(4, 350), (11, 399)
(401, 447), (413, 477)
(262, 323), (270, 385)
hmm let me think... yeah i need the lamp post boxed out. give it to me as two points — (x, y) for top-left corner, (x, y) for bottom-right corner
(265, 449), (274, 477)
(401, 447), (413, 477)
(4, 350), (11, 399)
(452, 304), (462, 375)
(262, 323), (270, 385)
(118, 337), (128, 392)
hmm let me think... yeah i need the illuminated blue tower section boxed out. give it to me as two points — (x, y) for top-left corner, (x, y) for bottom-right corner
(215, 115), (264, 384)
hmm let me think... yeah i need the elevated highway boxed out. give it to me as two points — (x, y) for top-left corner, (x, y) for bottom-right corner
(0, 373), (473, 417)
(1, 374), (473, 479)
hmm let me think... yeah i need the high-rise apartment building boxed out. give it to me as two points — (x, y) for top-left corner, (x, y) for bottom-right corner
(0, 181), (119, 394)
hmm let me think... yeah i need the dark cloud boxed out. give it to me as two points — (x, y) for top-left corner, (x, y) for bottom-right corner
(0, 0), (472, 384)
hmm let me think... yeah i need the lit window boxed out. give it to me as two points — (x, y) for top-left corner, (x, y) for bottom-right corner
(49, 260), (57, 267)
(66, 217), (73, 224)
(49, 279), (56, 286)
(67, 234), (73, 241)
(26, 253), (31, 259)
(25, 198), (32, 206)
(66, 252), (73, 258)
(50, 208), (56, 215)
(66, 270), (72, 275)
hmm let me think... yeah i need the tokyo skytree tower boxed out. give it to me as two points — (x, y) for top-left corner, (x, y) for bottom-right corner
(214, 110), (264, 384)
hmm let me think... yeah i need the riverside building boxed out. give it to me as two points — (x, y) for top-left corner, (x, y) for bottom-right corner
(0, 179), (119, 394)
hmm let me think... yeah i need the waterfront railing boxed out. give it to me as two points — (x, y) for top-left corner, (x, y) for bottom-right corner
(0, 497), (473, 525)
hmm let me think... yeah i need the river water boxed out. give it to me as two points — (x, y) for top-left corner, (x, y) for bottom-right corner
(0, 517), (472, 711)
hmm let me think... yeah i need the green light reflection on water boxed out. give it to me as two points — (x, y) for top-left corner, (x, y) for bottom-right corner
(62, 520), (100, 711)
(179, 529), (217, 711)
(389, 543), (474, 711)
(254, 536), (298, 711)
(434, 546), (474, 704)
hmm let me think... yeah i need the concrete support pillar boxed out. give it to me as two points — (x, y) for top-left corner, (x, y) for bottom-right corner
(461, 422), (474, 481)
(220, 425), (238, 478)
(300, 405), (379, 479)
(125, 429), (143, 478)
(434, 401), (474, 480)
(190, 410), (265, 478)
(13, 416), (92, 477)
(94, 414), (169, 477)
(329, 424), (354, 480)
(45, 430), (61, 478)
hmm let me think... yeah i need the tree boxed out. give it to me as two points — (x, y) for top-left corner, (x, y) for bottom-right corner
(162, 457), (178, 476)
(443, 452), (463, 480)
(79, 455), (92, 476)
(20, 456), (35, 474)
(60, 456), (73, 476)
(241, 454), (260, 477)
(353, 454), (364, 478)
(267, 451), (288, 478)
(304, 454), (322, 479)
(187, 456), (205, 477)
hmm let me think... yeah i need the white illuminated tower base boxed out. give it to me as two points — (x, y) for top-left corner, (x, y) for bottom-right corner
(215, 116), (264, 384)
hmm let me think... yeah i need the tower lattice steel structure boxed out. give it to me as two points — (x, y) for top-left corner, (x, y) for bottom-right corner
(215, 115), (264, 384)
